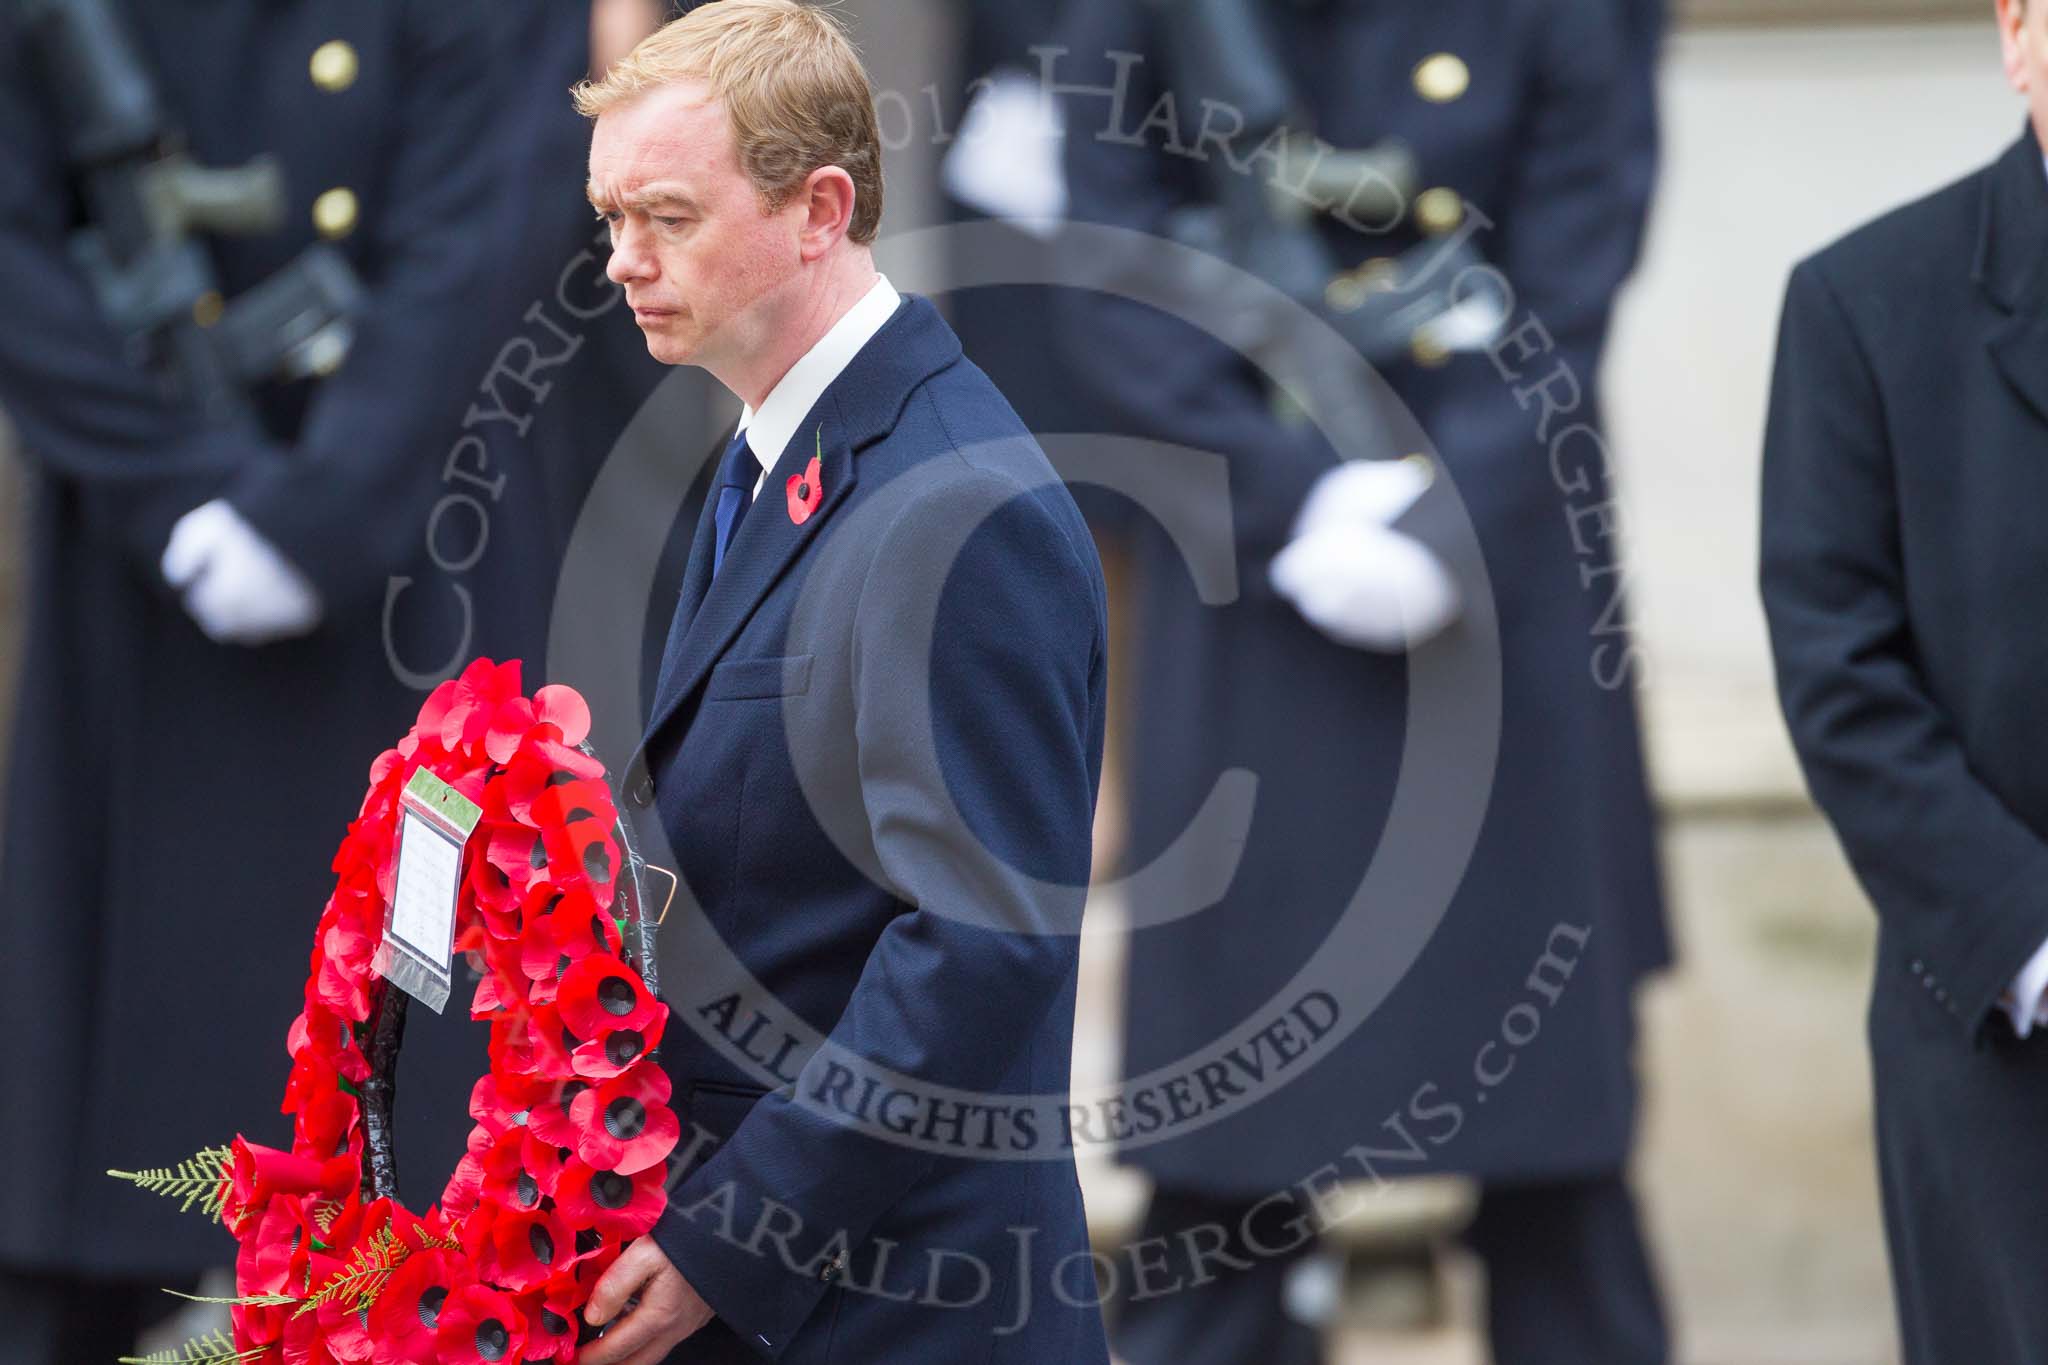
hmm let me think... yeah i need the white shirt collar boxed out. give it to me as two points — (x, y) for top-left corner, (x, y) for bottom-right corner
(736, 275), (901, 482)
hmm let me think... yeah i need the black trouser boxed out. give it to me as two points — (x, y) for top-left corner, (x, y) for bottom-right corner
(0, 1268), (190, 1365)
(1112, 1173), (1668, 1365)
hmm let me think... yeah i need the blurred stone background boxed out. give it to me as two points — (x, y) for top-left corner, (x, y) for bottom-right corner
(0, 8), (2017, 1363)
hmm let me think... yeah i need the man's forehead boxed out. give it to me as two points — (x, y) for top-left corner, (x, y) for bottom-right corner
(587, 84), (730, 200)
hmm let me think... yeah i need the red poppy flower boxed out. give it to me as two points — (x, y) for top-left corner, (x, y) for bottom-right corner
(499, 743), (606, 830)
(484, 819), (556, 901)
(528, 777), (614, 908)
(366, 1248), (458, 1364)
(548, 888), (623, 963)
(525, 1076), (593, 1149)
(558, 955), (665, 1079)
(530, 777), (615, 836)
(464, 1125), (569, 1216)
(435, 1283), (527, 1365)
(552, 1160), (665, 1241)
(467, 1071), (551, 1141)
(787, 453), (824, 524)
(443, 1148), (486, 1222)
(428, 658), (526, 756)
(484, 695), (538, 766)
(484, 1205), (572, 1291)
(236, 1194), (319, 1297)
(490, 1001), (579, 1081)
(531, 684), (592, 748)
(568, 1065), (678, 1175)
(282, 1051), (361, 1161)
(309, 1288), (376, 1363)
(517, 1284), (581, 1362)
(556, 955), (657, 1037)
(230, 1301), (286, 1360)
(286, 1002), (360, 1067)
(311, 898), (379, 1020)
(516, 897), (566, 987)
(222, 1138), (345, 1233)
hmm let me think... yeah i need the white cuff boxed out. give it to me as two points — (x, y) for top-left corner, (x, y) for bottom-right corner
(2006, 933), (2048, 1039)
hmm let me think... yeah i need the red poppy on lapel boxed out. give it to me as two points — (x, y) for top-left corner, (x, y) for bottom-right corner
(787, 454), (824, 524)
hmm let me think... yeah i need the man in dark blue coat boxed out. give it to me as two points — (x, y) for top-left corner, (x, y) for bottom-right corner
(1053, 2), (1670, 1362)
(571, 4), (1111, 1363)
(1762, 4), (2048, 1357)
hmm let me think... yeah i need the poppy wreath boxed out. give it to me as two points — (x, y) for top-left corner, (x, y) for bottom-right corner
(108, 659), (677, 1365)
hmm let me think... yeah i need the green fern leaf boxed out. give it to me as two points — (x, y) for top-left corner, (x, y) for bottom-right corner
(161, 1288), (299, 1309)
(106, 1144), (234, 1221)
(293, 1224), (410, 1319)
(116, 1326), (267, 1363)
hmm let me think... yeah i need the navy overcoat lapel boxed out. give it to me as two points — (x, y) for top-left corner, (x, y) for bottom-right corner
(1979, 128), (2048, 426)
(637, 296), (962, 758)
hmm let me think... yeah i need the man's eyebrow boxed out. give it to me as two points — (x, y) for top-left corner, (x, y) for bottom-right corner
(586, 182), (702, 213)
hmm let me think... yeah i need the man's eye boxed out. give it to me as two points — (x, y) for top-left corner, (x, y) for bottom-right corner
(596, 210), (622, 225)
(656, 216), (688, 228)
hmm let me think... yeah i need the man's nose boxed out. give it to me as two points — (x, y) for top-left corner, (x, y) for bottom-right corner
(606, 224), (655, 285)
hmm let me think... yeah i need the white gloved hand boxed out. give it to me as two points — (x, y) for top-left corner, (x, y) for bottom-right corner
(1270, 458), (1460, 653)
(160, 498), (324, 645)
(940, 69), (1067, 239)
(1270, 523), (1459, 652)
(1293, 454), (1434, 534)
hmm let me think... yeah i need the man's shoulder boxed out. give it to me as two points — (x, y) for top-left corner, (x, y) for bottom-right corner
(856, 358), (1103, 599)
(1799, 157), (1988, 301)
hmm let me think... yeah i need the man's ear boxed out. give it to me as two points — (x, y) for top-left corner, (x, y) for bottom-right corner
(2000, 0), (2031, 93)
(796, 165), (857, 262)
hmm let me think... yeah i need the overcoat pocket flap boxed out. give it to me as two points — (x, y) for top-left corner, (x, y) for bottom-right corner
(704, 654), (813, 701)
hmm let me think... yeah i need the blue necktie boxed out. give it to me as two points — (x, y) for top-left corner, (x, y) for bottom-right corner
(712, 428), (757, 579)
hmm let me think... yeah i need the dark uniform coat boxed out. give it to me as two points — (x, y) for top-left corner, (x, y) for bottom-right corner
(1762, 127), (2048, 1364)
(0, 0), (613, 1279)
(1059, 0), (1669, 1194)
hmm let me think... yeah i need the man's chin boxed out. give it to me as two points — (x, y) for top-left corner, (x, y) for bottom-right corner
(639, 326), (697, 367)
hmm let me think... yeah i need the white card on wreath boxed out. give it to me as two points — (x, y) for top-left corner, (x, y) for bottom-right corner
(373, 768), (482, 1013)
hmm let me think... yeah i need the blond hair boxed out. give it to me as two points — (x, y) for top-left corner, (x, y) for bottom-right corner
(573, 0), (884, 244)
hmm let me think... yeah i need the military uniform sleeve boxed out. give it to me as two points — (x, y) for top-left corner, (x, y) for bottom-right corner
(1418, 0), (1642, 489)
(1053, 0), (1334, 558)
(221, 0), (518, 614)
(1760, 257), (2048, 1044)
(0, 9), (281, 574)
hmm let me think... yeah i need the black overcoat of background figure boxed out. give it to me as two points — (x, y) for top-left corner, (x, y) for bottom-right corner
(1059, 0), (1669, 1204)
(0, 0), (660, 1285)
(1762, 127), (2048, 1363)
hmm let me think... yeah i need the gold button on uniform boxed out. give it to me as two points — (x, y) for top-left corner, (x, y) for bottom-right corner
(1410, 332), (1451, 368)
(191, 290), (224, 328)
(1413, 53), (1470, 104)
(309, 40), (359, 93)
(1324, 256), (1399, 313)
(1415, 187), (1464, 235)
(312, 187), (359, 239)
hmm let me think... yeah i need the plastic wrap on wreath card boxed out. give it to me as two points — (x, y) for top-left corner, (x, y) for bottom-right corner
(371, 768), (482, 1013)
